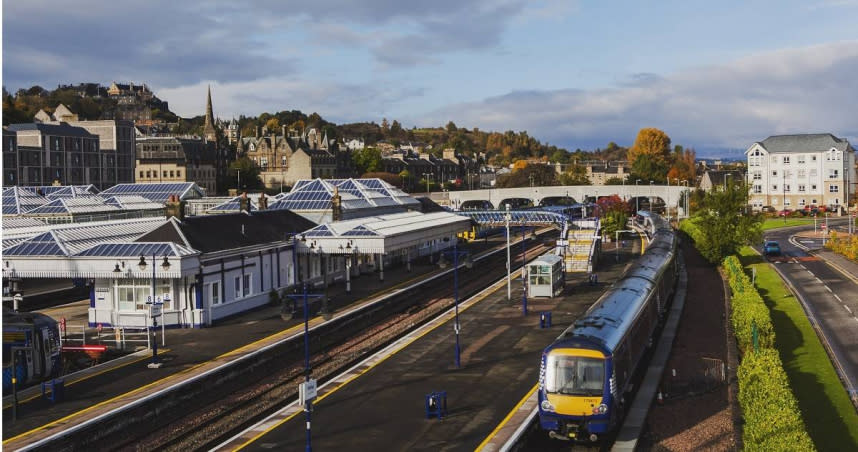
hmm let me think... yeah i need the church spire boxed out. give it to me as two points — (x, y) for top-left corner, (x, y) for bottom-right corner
(203, 84), (217, 143)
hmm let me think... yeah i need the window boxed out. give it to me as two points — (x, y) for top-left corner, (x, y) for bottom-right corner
(829, 169), (839, 179)
(163, 171), (168, 177)
(812, 155), (817, 161)
(176, 170), (181, 178)
(799, 199), (806, 206)
(784, 184), (791, 192)
(139, 171), (144, 178)
(798, 169), (806, 178)
(772, 184), (778, 191)
(798, 184), (805, 192)
(785, 199), (791, 206)
(797, 155), (805, 164)
(116, 278), (171, 311)
(169, 170), (175, 178)
(753, 185), (762, 194)
(772, 170), (778, 177)
(210, 281), (221, 305)
(784, 170), (793, 178)
(242, 274), (251, 297)
(812, 199), (817, 205)
(752, 171), (762, 180)
(811, 184), (817, 191)
(234, 276), (242, 299)
(830, 185), (839, 193)
(544, 354), (604, 396)
(783, 156), (790, 164)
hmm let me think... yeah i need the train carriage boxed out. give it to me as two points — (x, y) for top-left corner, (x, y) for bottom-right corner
(538, 213), (676, 443)
(3, 309), (62, 393)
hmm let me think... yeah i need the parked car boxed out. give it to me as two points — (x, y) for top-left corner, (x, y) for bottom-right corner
(764, 240), (781, 256)
(778, 209), (792, 217)
(761, 206), (777, 213)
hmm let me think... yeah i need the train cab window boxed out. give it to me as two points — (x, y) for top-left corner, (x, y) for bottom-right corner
(545, 355), (605, 396)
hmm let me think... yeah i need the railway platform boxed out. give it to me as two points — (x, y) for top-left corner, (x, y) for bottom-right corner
(217, 238), (644, 451)
(2, 238), (505, 447)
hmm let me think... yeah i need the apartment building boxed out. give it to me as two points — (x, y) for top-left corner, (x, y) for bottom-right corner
(746, 134), (856, 211)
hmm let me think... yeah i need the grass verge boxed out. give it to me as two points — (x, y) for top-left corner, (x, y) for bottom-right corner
(738, 246), (858, 451)
(761, 218), (817, 231)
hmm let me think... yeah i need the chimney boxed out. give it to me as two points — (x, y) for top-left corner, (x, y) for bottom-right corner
(255, 125), (262, 138)
(165, 194), (186, 220)
(331, 187), (342, 222)
(239, 191), (250, 213)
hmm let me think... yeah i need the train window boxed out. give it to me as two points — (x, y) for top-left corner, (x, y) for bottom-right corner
(545, 354), (604, 396)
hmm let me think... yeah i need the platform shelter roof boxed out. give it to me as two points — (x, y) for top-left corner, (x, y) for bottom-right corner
(297, 211), (471, 255)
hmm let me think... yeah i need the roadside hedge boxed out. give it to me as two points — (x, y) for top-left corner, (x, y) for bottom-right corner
(737, 348), (816, 451)
(722, 254), (816, 451)
(722, 255), (774, 352)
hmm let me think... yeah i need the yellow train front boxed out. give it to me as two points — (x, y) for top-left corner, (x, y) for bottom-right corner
(538, 338), (617, 442)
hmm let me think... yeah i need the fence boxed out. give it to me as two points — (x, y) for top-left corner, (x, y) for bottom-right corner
(60, 323), (151, 351)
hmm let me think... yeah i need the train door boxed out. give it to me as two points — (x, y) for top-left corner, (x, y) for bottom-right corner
(32, 329), (45, 380)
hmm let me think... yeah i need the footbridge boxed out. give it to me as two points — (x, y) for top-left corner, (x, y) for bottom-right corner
(455, 209), (601, 273)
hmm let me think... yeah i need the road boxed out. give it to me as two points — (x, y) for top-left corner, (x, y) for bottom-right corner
(759, 219), (858, 399)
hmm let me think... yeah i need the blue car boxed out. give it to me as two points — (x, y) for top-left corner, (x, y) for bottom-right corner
(763, 241), (781, 256)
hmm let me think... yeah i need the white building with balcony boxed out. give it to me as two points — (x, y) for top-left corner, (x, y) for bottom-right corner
(746, 134), (856, 211)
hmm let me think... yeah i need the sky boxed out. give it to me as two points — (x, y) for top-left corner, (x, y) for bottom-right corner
(3, 0), (858, 157)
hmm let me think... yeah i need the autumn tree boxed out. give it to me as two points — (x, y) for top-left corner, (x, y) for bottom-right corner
(628, 128), (672, 182)
(667, 145), (697, 183)
(496, 164), (556, 188)
(558, 163), (590, 185)
(265, 117), (280, 132)
(596, 195), (632, 236)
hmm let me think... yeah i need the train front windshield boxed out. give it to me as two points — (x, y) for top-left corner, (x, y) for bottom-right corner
(545, 355), (604, 396)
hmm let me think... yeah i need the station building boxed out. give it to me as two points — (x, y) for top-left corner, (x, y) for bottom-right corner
(2, 178), (471, 329)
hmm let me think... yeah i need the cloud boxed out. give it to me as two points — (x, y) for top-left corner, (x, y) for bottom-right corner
(423, 41), (858, 152)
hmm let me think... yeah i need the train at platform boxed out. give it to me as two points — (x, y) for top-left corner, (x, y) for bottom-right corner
(537, 212), (678, 443)
(3, 308), (62, 393)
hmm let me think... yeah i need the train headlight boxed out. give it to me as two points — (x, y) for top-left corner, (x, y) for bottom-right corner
(541, 400), (555, 412)
(592, 404), (608, 415)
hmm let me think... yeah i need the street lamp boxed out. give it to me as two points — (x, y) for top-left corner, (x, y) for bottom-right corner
(339, 241), (355, 293)
(423, 172), (431, 194)
(505, 204), (512, 301)
(649, 181), (654, 212)
(138, 253), (170, 368)
(635, 179), (641, 213)
(438, 237), (472, 368)
(285, 283), (325, 452)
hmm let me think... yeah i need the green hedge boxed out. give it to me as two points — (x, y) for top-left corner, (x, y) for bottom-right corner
(722, 255), (816, 451)
(678, 217), (704, 243)
(738, 349), (816, 451)
(722, 256), (774, 352)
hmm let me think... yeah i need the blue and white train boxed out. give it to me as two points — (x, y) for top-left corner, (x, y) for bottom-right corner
(3, 308), (62, 393)
(538, 212), (677, 442)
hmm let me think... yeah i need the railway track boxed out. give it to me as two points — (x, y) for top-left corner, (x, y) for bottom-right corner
(107, 232), (557, 451)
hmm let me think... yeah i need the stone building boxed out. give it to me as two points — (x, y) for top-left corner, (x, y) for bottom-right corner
(136, 136), (219, 193)
(236, 125), (340, 189)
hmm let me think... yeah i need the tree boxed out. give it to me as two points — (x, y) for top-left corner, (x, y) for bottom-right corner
(558, 164), (590, 185)
(496, 164), (556, 188)
(605, 177), (626, 185)
(628, 128), (671, 182)
(265, 117), (280, 132)
(228, 157), (263, 191)
(351, 147), (382, 174)
(596, 195), (632, 237)
(446, 121), (458, 133)
(693, 182), (762, 264)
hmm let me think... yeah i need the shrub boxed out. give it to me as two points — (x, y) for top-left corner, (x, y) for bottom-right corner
(722, 256), (774, 352)
(738, 349), (816, 451)
(825, 231), (858, 262)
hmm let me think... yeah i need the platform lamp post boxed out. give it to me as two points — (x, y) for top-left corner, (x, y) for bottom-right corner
(285, 283), (325, 452)
(138, 253), (170, 368)
(438, 237), (472, 368)
(635, 179), (641, 213)
(505, 204), (512, 301)
(339, 240), (354, 293)
(521, 222), (528, 316)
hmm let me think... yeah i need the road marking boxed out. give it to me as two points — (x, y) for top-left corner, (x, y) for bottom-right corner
(834, 294), (842, 303)
(845, 305), (852, 314)
(825, 286), (833, 293)
(815, 277), (824, 284)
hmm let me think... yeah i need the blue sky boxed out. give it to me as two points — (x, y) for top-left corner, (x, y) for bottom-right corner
(4, 0), (858, 156)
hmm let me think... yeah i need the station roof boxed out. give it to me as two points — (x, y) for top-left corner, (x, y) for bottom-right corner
(2, 187), (46, 215)
(2, 217), (169, 255)
(269, 178), (420, 212)
(99, 182), (205, 203)
(297, 211), (472, 255)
